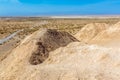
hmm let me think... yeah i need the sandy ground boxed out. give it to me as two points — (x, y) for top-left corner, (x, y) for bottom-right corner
(0, 39), (19, 61)
(1, 18), (120, 80)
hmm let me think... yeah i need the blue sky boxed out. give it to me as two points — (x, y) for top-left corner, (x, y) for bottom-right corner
(0, 0), (120, 16)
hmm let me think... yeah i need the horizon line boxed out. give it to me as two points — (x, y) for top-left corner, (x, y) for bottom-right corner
(1, 15), (120, 18)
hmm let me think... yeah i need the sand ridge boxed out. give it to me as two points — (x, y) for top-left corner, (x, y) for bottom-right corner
(1, 22), (120, 80)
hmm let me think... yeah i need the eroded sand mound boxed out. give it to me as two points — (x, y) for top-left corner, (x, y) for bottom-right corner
(1, 41), (120, 80)
(75, 23), (108, 43)
(1, 25), (120, 80)
(90, 22), (120, 46)
(0, 29), (79, 80)
(75, 22), (120, 47)
(28, 29), (78, 65)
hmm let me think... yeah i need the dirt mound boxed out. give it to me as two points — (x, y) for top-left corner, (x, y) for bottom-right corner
(44, 42), (120, 80)
(1, 41), (120, 80)
(0, 29), (79, 80)
(90, 21), (120, 46)
(1, 27), (120, 80)
(75, 23), (108, 43)
(29, 29), (78, 65)
(75, 22), (120, 47)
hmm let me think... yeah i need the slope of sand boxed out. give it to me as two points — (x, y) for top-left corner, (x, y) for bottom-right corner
(1, 41), (120, 80)
(1, 21), (120, 80)
(75, 22), (120, 47)
(0, 29), (79, 80)
(90, 22), (120, 46)
(75, 23), (108, 43)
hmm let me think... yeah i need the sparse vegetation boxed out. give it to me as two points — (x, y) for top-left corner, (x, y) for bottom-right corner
(0, 17), (120, 39)
(0, 17), (120, 54)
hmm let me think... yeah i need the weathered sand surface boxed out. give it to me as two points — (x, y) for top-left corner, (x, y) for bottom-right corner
(1, 22), (120, 80)
(75, 22), (120, 47)
(75, 23), (109, 43)
(90, 22), (120, 46)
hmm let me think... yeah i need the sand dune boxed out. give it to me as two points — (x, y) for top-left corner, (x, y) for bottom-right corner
(75, 23), (108, 43)
(75, 22), (120, 47)
(1, 22), (120, 80)
(90, 22), (120, 46)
